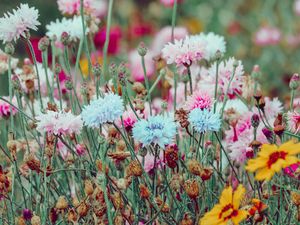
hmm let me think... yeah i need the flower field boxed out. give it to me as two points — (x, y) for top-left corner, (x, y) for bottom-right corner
(0, 0), (299, 224)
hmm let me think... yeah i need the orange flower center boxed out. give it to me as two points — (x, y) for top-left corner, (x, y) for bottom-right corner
(267, 151), (287, 168)
(219, 204), (238, 221)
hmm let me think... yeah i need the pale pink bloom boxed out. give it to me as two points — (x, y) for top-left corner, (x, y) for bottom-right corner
(206, 57), (244, 99)
(285, 34), (300, 47)
(75, 144), (87, 156)
(294, 0), (300, 16)
(138, 151), (164, 173)
(36, 111), (83, 135)
(0, 4), (40, 43)
(162, 35), (206, 68)
(151, 26), (188, 55)
(129, 50), (155, 82)
(286, 111), (300, 133)
(254, 26), (281, 46)
(185, 91), (213, 111)
(253, 97), (283, 120)
(160, 0), (183, 7)
(57, 140), (70, 160)
(117, 107), (142, 131)
(57, 0), (107, 17)
(0, 97), (18, 119)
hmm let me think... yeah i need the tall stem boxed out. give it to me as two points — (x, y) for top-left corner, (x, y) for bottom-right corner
(141, 55), (152, 115)
(7, 56), (14, 129)
(213, 60), (220, 113)
(171, 0), (178, 43)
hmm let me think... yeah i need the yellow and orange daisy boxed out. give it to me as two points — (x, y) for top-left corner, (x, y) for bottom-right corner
(199, 185), (248, 225)
(245, 140), (300, 181)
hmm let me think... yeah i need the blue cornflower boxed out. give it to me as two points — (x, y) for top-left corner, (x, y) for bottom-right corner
(132, 115), (177, 148)
(81, 93), (124, 128)
(188, 108), (221, 133)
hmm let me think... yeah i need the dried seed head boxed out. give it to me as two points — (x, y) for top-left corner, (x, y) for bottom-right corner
(31, 215), (41, 225)
(126, 160), (143, 177)
(55, 196), (68, 210)
(132, 82), (146, 95)
(183, 179), (200, 199)
(187, 159), (202, 176)
(273, 124), (285, 136)
(15, 217), (26, 225)
(165, 144), (179, 169)
(155, 197), (170, 213)
(67, 208), (77, 222)
(84, 180), (94, 196)
(175, 108), (190, 128)
(180, 213), (193, 225)
(139, 184), (150, 199)
(112, 192), (124, 209)
(200, 167), (213, 181)
(251, 114), (260, 128)
(77, 202), (89, 218)
(291, 191), (300, 206)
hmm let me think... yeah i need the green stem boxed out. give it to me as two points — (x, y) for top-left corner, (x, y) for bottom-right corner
(7, 56), (14, 130)
(213, 60), (220, 113)
(171, 0), (178, 43)
(141, 55), (152, 115)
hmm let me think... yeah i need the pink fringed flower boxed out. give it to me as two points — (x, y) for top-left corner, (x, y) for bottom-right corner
(151, 26), (188, 54)
(117, 108), (142, 132)
(286, 111), (300, 133)
(0, 97), (18, 119)
(36, 110), (83, 136)
(254, 26), (281, 46)
(162, 35), (206, 68)
(185, 91), (213, 111)
(283, 162), (300, 178)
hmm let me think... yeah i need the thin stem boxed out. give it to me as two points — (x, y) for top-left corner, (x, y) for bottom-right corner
(213, 60), (220, 113)
(171, 0), (178, 43)
(7, 55), (14, 129)
(141, 55), (152, 115)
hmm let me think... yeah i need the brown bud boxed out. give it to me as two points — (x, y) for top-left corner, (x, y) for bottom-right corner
(25, 154), (41, 173)
(155, 197), (170, 213)
(126, 160), (143, 177)
(112, 192), (124, 209)
(184, 179), (199, 199)
(165, 144), (179, 169)
(132, 82), (146, 95)
(7, 140), (18, 160)
(67, 208), (77, 222)
(187, 159), (202, 176)
(77, 202), (89, 218)
(200, 167), (213, 181)
(55, 196), (68, 210)
(175, 108), (190, 128)
(139, 184), (150, 199)
(15, 217), (26, 225)
(180, 213), (193, 225)
(31, 215), (41, 225)
(84, 180), (94, 196)
(253, 91), (262, 102)
(250, 140), (262, 149)
(291, 191), (300, 206)
(274, 125), (285, 136)
(114, 213), (124, 225)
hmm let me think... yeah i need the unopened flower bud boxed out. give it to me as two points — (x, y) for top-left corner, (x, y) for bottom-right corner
(55, 196), (68, 210)
(64, 76), (73, 90)
(38, 36), (50, 52)
(84, 180), (94, 195)
(251, 65), (261, 80)
(5, 43), (15, 55)
(183, 179), (199, 199)
(257, 98), (265, 110)
(139, 184), (150, 199)
(126, 160), (143, 177)
(251, 114), (260, 128)
(92, 63), (102, 77)
(137, 42), (147, 56)
(54, 64), (62, 74)
(214, 50), (222, 61)
(274, 124), (285, 136)
(31, 215), (41, 225)
(289, 73), (300, 90)
(22, 208), (33, 221)
(262, 127), (274, 143)
(233, 60), (239, 68)
(61, 32), (70, 45)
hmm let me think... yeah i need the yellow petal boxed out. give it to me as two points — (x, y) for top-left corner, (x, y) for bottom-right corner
(280, 141), (300, 155)
(270, 159), (285, 173)
(245, 158), (267, 172)
(219, 186), (233, 205)
(284, 156), (299, 167)
(255, 167), (274, 181)
(231, 210), (248, 225)
(233, 185), (245, 208)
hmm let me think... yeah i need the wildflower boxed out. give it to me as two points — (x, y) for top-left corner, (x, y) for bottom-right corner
(164, 144), (179, 169)
(56, 196), (68, 211)
(36, 111), (83, 136)
(184, 179), (199, 199)
(0, 49), (18, 74)
(139, 184), (150, 199)
(162, 35), (206, 68)
(175, 108), (190, 128)
(0, 4), (40, 43)
(81, 93), (124, 128)
(132, 115), (177, 148)
(286, 111), (300, 133)
(138, 151), (164, 173)
(254, 26), (281, 46)
(246, 141), (300, 181)
(185, 91), (213, 111)
(188, 108), (221, 133)
(160, 0), (183, 7)
(196, 32), (226, 60)
(199, 185), (248, 225)
(31, 215), (41, 225)
(0, 97), (18, 119)
(75, 144), (86, 156)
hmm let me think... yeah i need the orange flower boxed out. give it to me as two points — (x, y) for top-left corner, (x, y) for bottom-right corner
(246, 141), (300, 181)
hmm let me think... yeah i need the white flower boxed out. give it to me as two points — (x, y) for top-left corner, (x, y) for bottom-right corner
(46, 16), (88, 41)
(0, 4), (40, 43)
(196, 32), (226, 60)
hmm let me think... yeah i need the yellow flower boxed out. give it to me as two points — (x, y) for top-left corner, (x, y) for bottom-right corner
(79, 55), (103, 78)
(245, 141), (300, 181)
(199, 185), (248, 225)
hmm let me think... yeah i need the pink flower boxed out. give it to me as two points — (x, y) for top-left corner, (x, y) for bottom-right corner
(160, 0), (183, 7)
(36, 110), (83, 135)
(283, 162), (300, 178)
(138, 151), (164, 173)
(253, 97), (283, 120)
(162, 35), (206, 68)
(0, 97), (18, 119)
(151, 26), (188, 55)
(94, 26), (122, 55)
(75, 144), (87, 156)
(129, 50), (155, 82)
(286, 111), (300, 133)
(117, 108), (142, 132)
(185, 91), (213, 111)
(254, 26), (281, 46)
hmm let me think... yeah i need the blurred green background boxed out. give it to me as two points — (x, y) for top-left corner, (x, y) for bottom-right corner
(0, 0), (300, 97)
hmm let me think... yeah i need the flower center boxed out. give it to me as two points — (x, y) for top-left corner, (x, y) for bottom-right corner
(267, 151), (287, 168)
(219, 204), (238, 221)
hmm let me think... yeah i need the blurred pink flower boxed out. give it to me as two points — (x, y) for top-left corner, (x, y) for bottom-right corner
(283, 162), (300, 178)
(254, 26), (281, 46)
(0, 97), (18, 119)
(160, 0), (183, 7)
(94, 26), (122, 55)
(294, 0), (300, 16)
(185, 91), (213, 111)
(129, 49), (155, 82)
(286, 111), (300, 133)
(117, 107), (142, 132)
(151, 26), (188, 55)
(285, 34), (300, 47)
(75, 144), (87, 156)
(138, 151), (164, 173)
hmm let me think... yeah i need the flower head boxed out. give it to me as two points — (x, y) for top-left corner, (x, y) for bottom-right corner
(162, 35), (205, 68)
(132, 115), (177, 148)
(0, 97), (18, 119)
(185, 91), (213, 111)
(254, 26), (281, 46)
(246, 141), (300, 181)
(81, 93), (124, 128)
(188, 108), (221, 133)
(0, 4), (40, 43)
(36, 110), (83, 135)
(286, 111), (300, 133)
(199, 185), (248, 225)
(117, 107), (142, 132)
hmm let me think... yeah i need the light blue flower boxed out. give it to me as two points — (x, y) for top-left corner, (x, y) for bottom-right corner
(132, 115), (177, 148)
(81, 93), (124, 128)
(188, 108), (221, 133)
